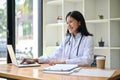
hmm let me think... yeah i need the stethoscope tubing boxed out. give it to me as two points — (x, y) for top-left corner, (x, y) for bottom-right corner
(66, 34), (83, 56)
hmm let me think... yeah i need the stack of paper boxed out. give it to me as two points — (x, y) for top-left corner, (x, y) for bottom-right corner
(42, 64), (79, 74)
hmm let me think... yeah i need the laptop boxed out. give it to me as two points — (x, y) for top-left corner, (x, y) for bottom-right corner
(7, 45), (40, 67)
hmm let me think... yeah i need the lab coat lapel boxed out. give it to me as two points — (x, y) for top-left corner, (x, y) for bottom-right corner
(72, 33), (82, 51)
(71, 36), (79, 51)
(64, 42), (71, 59)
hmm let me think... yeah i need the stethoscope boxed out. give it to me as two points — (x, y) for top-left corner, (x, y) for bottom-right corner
(66, 34), (83, 57)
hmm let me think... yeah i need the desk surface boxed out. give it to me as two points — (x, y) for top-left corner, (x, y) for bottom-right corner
(0, 64), (120, 80)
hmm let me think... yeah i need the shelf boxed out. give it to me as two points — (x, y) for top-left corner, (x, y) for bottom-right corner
(65, 0), (83, 2)
(46, 23), (63, 27)
(110, 47), (120, 49)
(44, 0), (120, 68)
(110, 18), (120, 21)
(86, 19), (108, 23)
(46, 0), (62, 6)
(94, 47), (109, 50)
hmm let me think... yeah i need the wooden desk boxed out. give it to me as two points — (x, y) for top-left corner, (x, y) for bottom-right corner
(0, 64), (120, 80)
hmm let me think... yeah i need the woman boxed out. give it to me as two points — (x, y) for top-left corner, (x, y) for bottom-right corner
(21, 11), (94, 66)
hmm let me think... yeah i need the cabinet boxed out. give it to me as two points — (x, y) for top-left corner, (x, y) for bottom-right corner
(43, 0), (120, 68)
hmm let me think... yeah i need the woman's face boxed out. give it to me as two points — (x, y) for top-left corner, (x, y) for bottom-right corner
(66, 16), (80, 36)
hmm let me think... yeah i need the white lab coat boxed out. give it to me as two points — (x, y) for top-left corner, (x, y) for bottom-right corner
(39, 33), (94, 66)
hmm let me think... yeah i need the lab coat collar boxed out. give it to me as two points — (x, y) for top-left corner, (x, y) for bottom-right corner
(71, 33), (82, 39)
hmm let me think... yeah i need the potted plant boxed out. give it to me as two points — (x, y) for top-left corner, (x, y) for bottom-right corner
(57, 16), (62, 23)
(98, 15), (104, 19)
(98, 37), (104, 47)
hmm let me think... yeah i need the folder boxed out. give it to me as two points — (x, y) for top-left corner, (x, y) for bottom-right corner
(71, 69), (116, 78)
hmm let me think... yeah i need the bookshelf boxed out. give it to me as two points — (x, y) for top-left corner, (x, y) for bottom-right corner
(43, 0), (120, 68)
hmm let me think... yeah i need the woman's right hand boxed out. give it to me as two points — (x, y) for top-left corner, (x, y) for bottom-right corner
(20, 58), (35, 64)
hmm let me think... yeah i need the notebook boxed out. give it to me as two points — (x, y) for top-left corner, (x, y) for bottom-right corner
(7, 45), (40, 67)
(42, 64), (79, 74)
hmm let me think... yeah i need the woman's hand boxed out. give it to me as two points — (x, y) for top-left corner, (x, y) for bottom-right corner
(49, 60), (66, 65)
(20, 58), (37, 64)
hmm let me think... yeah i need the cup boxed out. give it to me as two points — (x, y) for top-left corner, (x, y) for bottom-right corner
(96, 56), (105, 69)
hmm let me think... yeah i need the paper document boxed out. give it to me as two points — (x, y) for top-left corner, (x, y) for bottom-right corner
(43, 68), (81, 74)
(43, 64), (78, 71)
(42, 64), (79, 74)
(71, 69), (115, 78)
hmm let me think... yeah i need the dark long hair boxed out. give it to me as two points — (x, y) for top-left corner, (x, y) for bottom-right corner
(66, 11), (93, 36)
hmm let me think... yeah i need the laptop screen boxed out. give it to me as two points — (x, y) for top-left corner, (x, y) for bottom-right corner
(7, 45), (18, 65)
